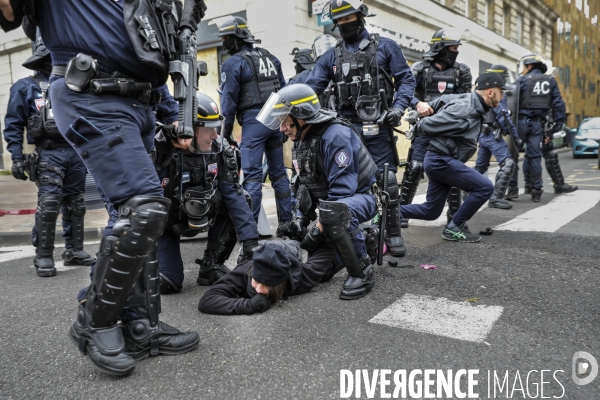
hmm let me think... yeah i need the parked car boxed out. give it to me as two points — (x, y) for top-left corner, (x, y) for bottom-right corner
(572, 117), (600, 159)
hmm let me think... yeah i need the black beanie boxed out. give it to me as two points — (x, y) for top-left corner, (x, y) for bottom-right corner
(252, 242), (291, 286)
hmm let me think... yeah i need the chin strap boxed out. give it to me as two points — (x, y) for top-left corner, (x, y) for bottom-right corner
(290, 116), (310, 135)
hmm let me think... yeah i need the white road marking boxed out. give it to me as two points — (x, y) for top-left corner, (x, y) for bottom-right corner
(494, 190), (600, 232)
(0, 241), (100, 263)
(369, 294), (504, 343)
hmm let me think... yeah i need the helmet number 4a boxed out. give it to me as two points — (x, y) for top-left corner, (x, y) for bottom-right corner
(259, 57), (277, 77)
(532, 81), (550, 95)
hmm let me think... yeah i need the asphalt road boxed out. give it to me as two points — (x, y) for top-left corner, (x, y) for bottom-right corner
(1, 152), (599, 400)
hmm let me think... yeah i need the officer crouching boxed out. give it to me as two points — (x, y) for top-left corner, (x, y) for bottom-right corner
(260, 84), (378, 300)
(155, 93), (260, 293)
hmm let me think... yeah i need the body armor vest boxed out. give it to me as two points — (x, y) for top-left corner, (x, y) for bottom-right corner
(333, 34), (395, 112)
(26, 80), (63, 141)
(416, 61), (461, 102)
(519, 74), (552, 110)
(292, 120), (377, 213)
(237, 48), (281, 112)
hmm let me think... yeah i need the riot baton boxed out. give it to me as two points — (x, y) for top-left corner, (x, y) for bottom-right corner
(377, 163), (390, 266)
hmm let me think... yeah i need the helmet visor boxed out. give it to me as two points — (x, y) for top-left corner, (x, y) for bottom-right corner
(313, 35), (338, 59)
(441, 28), (471, 45)
(256, 92), (292, 130)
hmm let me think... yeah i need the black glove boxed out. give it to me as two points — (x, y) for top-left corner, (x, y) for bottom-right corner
(514, 137), (524, 147)
(242, 239), (259, 257)
(11, 158), (27, 181)
(278, 217), (308, 241)
(301, 226), (323, 255)
(249, 294), (271, 314)
(383, 108), (403, 126)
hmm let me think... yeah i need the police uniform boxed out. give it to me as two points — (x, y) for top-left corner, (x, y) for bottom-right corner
(217, 16), (292, 226)
(156, 93), (259, 293)
(9, 0), (202, 376)
(287, 48), (316, 85)
(305, 0), (415, 258)
(2, 38), (94, 277)
(401, 29), (473, 227)
(511, 55), (567, 201)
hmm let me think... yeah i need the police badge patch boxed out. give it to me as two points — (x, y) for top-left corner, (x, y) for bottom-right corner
(438, 81), (447, 93)
(34, 98), (45, 111)
(221, 72), (226, 83)
(342, 62), (350, 76)
(208, 163), (218, 176)
(337, 0), (343, 6)
(161, 178), (169, 188)
(334, 150), (350, 167)
(293, 159), (299, 174)
(210, 102), (218, 113)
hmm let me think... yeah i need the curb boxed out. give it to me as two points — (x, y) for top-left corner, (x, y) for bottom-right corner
(0, 227), (104, 247)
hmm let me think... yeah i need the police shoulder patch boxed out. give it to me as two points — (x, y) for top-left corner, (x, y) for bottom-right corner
(221, 72), (226, 83)
(334, 149), (350, 167)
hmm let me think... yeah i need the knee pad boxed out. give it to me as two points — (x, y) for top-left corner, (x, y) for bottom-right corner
(38, 193), (62, 222)
(65, 193), (86, 217)
(544, 150), (559, 163)
(377, 170), (399, 201)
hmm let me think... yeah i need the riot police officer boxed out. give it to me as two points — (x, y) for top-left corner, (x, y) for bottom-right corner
(258, 84), (378, 300)
(2, 37), (94, 277)
(217, 15), (292, 232)
(287, 47), (316, 85)
(509, 54), (574, 202)
(305, 0), (415, 258)
(1, 0), (202, 376)
(472, 65), (523, 209)
(401, 28), (473, 227)
(155, 93), (259, 293)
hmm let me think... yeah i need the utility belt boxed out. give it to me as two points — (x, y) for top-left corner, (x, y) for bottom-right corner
(35, 139), (71, 150)
(52, 54), (161, 105)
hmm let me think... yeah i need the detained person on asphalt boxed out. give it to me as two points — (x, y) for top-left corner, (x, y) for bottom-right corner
(399, 73), (512, 243)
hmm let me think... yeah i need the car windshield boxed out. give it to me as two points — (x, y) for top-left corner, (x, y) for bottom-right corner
(580, 118), (600, 132)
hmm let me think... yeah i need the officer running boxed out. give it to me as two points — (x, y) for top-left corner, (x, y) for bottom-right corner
(155, 93), (259, 293)
(400, 28), (473, 228)
(305, 0), (416, 258)
(258, 84), (378, 300)
(472, 65), (523, 210)
(507, 54), (575, 202)
(3, 37), (94, 277)
(1, 0), (202, 376)
(217, 15), (292, 233)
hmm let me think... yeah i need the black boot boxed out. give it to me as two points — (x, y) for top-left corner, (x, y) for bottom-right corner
(62, 194), (95, 266)
(531, 188), (543, 202)
(159, 272), (182, 294)
(35, 193), (61, 277)
(196, 240), (233, 286)
(340, 259), (375, 300)
(505, 185), (519, 200)
(379, 170), (406, 257)
(62, 249), (95, 266)
(34, 254), (56, 277)
(554, 183), (578, 194)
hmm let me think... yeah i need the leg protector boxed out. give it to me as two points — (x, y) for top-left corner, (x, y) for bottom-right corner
(86, 196), (170, 328)
(196, 217), (236, 286)
(493, 158), (515, 200)
(446, 187), (462, 224)
(545, 151), (578, 194)
(62, 194), (95, 266)
(34, 193), (61, 277)
(377, 171), (405, 257)
(125, 243), (160, 327)
(399, 160), (423, 227)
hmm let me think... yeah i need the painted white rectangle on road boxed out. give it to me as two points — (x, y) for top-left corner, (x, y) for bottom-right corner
(494, 190), (600, 232)
(369, 294), (503, 343)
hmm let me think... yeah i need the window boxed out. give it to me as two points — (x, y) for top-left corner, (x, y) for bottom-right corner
(485, 0), (495, 29)
(516, 13), (523, 44)
(584, 36), (588, 58)
(592, 15), (598, 27)
(564, 21), (571, 42)
(565, 66), (571, 87)
(502, 5), (510, 38)
(576, 0), (582, 11)
(574, 34), (579, 50)
(529, 20), (536, 48)
(541, 29), (547, 55)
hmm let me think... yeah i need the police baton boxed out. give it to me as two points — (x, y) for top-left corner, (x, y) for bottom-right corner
(377, 163), (390, 266)
(377, 89), (401, 167)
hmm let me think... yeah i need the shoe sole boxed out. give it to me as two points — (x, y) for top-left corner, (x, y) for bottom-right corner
(339, 281), (375, 300)
(488, 204), (513, 210)
(36, 269), (57, 277)
(67, 323), (135, 377)
(126, 335), (200, 361)
(387, 248), (406, 257)
(63, 260), (95, 266)
(441, 234), (481, 243)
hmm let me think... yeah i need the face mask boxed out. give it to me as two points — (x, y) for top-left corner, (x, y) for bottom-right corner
(294, 63), (304, 74)
(435, 47), (459, 67)
(338, 19), (364, 44)
(223, 36), (239, 54)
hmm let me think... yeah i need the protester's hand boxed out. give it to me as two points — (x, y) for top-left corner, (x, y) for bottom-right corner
(249, 294), (271, 314)
(301, 226), (323, 255)
(11, 158), (27, 181)
(172, 138), (192, 150)
(403, 109), (420, 125)
(416, 101), (434, 117)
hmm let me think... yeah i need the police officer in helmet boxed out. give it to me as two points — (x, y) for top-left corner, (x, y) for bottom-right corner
(288, 47), (316, 85)
(305, 0), (416, 258)
(155, 93), (259, 293)
(217, 15), (293, 233)
(258, 83), (378, 300)
(3, 36), (94, 277)
(507, 54), (576, 201)
(1, 0), (203, 376)
(401, 28), (473, 228)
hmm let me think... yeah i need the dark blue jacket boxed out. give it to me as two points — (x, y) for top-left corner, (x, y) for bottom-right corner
(219, 44), (287, 140)
(305, 29), (415, 117)
(287, 69), (311, 85)
(153, 85), (179, 125)
(36, 0), (164, 86)
(518, 69), (566, 126)
(3, 75), (47, 160)
(494, 95), (520, 142)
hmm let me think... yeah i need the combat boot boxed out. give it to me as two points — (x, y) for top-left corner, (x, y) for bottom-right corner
(159, 272), (182, 294)
(62, 249), (95, 266)
(339, 258), (375, 300)
(123, 318), (199, 361)
(505, 186), (519, 200)
(531, 188), (543, 202)
(34, 254), (56, 277)
(554, 183), (578, 194)
(488, 196), (513, 210)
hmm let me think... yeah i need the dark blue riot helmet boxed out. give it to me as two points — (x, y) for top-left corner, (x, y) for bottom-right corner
(290, 48), (316, 73)
(327, 0), (375, 44)
(22, 36), (52, 75)
(424, 28), (471, 67)
(217, 16), (259, 54)
(486, 64), (510, 80)
(518, 54), (548, 74)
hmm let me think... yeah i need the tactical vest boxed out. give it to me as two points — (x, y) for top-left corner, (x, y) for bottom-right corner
(519, 74), (552, 110)
(26, 79), (63, 141)
(415, 61), (461, 102)
(333, 34), (395, 111)
(481, 108), (498, 135)
(292, 120), (377, 212)
(236, 48), (281, 112)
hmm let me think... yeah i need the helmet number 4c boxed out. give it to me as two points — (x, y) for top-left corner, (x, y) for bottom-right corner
(532, 81), (550, 95)
(259, 57), (277, 77)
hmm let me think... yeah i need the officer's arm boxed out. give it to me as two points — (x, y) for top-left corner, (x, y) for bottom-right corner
(427, 94), (461, 112)
(3, 83), (29, 160)
(409, 73), (423, 109)
(153, 84), (179, 124)
(219, 60), (242, 142)
(455, 63), (473, 94)
(387, 42), (416, 111)
(276, 58), (286, 89)
(550, 78), (566, 126)
(198, 262), (255, 315)
(417, 103), (469, 137)
(321, 129), (358, 201)
(218, 180), (259, 242)
(305, 51), (334, 96)
(495, 96), (519, 141)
